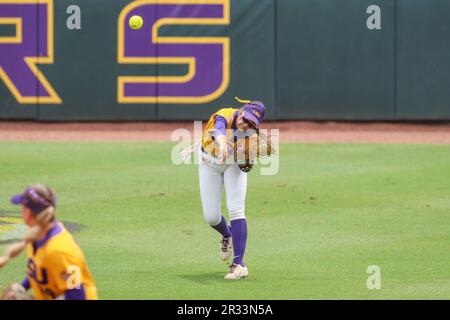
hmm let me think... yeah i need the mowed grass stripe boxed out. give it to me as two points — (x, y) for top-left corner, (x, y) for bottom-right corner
(0, 142), (449, 299)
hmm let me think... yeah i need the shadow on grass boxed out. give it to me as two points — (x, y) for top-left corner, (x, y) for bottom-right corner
(178, 272), (228, 284)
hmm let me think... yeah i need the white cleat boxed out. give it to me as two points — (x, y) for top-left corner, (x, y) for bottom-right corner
(224, 263), (249, 280)
(219, 237), (232, 261)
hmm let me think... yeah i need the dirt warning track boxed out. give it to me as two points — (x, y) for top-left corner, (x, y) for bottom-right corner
(0, 121), (450, 144)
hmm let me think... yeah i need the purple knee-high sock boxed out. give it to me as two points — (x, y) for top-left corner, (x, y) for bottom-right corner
(230, 219), (247, 266)
(212, 216), (231, 238)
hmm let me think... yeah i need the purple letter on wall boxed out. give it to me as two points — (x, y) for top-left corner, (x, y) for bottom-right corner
(0, 0), (61, 104)
(118, 0), (230, 104)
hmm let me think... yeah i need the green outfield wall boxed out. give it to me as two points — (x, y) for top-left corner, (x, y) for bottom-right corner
(0, 0), (449, 121)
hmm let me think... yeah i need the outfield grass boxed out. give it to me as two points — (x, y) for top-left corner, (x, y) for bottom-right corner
(0, 142), (449, 299)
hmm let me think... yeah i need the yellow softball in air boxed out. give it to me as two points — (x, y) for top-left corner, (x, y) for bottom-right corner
(129, 15), (143, 30)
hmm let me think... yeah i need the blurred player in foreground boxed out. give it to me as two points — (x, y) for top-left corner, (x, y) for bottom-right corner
(198, 97), (272, 279)
(0, 184), (97, 300)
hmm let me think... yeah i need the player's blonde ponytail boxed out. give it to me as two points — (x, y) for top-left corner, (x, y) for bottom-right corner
(235, 96), (252, 104)
(0, 184), (56, 269)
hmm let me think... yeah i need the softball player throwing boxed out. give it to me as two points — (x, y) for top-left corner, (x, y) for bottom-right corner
(0, 184), (98, 300)
(199, 98), (265, 280)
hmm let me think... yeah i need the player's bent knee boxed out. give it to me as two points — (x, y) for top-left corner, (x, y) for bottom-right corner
(204, 214), (222, 226)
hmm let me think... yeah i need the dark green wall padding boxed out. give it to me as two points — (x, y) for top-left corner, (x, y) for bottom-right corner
(0, 0), (449, 121)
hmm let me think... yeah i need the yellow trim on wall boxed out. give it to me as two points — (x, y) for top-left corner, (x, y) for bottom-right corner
(117, 0), (230, 104)
(0, 0), (61, 104)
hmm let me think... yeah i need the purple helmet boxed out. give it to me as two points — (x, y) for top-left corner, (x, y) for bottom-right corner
(11, 184), (56, 214)
(242, 101), (265, 127)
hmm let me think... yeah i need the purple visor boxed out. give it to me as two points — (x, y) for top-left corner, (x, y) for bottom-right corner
(242, 101), (265, 126)
(11, 187), (56, 214)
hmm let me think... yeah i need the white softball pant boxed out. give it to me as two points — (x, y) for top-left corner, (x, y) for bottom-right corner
(199, 152), (247, 226)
